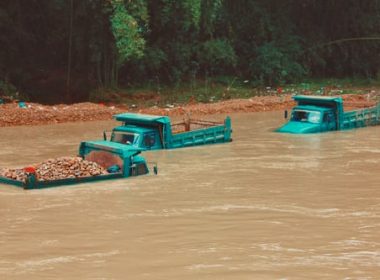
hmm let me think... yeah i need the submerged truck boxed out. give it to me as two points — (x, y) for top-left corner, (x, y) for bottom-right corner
(104, 113), (232, 150)
(0, 141), (156, 190)
(276, 95), (380, 134)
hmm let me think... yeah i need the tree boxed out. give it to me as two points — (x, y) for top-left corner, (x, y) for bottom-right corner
(109, 0), (146, 86)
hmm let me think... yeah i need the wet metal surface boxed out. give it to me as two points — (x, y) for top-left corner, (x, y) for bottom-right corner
(1, 113), (380, 279)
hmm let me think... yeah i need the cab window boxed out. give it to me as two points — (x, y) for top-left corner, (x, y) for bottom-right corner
(112, 132), (136, 144)
(323, 113), (329, 122)
(292, 110), (321, 124)
(143, 132), (156, 148)
(323, 112), (335, 122)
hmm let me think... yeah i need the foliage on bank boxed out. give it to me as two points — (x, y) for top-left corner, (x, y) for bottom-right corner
(1, 0), (380, 103)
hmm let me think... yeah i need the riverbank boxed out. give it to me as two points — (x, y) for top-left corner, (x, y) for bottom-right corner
(0, 93), (376, 127)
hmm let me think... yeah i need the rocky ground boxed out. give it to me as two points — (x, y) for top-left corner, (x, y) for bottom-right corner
(0, 93), (377, 127)
(0, 157), (109, 182)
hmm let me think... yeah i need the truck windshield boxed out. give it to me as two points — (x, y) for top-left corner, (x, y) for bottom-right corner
(291, 110), (321, 124)
(112, 132), (138, 145)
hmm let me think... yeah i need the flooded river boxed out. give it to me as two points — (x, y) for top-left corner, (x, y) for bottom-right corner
(1, 112), (380, 279)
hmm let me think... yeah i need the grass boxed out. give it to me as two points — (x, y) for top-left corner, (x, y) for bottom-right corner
(89, 77), (380, 107)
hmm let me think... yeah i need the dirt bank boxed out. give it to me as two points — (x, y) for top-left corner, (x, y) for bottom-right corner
(0, 94), (376, 127)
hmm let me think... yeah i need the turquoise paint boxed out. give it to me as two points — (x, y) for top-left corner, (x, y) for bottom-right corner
(0, 141), (151, 190)
(78, 140), (147, 177)
(277, 95), (380, 134)
(110, 113), (232, 150)
(115, 113), (170, 125)
(0, 171), (125, 190)
(276, 121), (322, 134)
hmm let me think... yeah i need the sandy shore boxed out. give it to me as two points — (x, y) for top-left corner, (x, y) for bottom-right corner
(0, 94), (376, 127)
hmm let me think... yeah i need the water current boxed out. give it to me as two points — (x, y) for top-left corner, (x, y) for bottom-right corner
(0, 112), (380, 279)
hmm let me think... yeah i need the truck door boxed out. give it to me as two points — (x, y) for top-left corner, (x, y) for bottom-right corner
(323, 111), (337, 131)
(142, 132), (160, 149)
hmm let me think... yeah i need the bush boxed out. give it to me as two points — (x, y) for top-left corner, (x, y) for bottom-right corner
(250, 41), (306, 85)
(0, 80), (19, 99)
(197, 39), (237, 75)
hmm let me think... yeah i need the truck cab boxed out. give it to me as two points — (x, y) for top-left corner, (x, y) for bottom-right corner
(276, 96), (343, 134)
(104, 112), (232, 150)
(79, 140), (153, 177)
(106, 113), (170, 150)
(110, 125), (162, 150)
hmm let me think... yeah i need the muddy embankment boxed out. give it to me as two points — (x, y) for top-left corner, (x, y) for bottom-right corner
(0, 94), (376, 127)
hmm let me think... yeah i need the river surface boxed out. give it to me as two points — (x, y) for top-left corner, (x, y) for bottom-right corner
(1, 112), (380, 279)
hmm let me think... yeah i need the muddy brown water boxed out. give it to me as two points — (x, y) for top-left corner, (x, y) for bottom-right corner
(1, 112), (380, 279)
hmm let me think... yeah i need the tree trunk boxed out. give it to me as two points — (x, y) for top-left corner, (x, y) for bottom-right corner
(66, 0), (74, 103)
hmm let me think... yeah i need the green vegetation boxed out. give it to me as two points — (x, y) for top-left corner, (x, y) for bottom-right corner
(1, 1), (380, 104)
(89, 78), (379, 108)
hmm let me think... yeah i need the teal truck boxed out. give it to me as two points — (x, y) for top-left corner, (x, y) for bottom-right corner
(276, 95), (380, 134)
(0, 141), (156, 190)
(104, 113), (232, 150)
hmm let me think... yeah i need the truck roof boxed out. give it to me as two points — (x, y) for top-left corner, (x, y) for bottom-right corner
(80, 140), (143, 158)
(113, 125), (154, 133)
(294, 105), (333, 112)
(293, 95), (343, 110)
(293, 95), (343, 103)
(114, 113), (170, 125)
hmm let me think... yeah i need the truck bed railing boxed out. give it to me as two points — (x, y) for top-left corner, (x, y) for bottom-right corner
(342, 106), (380, 129)
(172, 119), (223, 134)
(0, 172), (124, 190)
(170, 125), (228, 148)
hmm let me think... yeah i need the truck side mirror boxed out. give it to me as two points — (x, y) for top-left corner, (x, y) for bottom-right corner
(284, 110), (288, 119)
(103, 131), (107, 141)
(154, 166), (158, 175)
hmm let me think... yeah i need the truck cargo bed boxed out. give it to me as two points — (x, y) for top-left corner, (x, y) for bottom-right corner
(170, 123), (231, 148)
(342, 106), (380, 129)
(111, 113), (232, 150)
(0, 172), (123, 190)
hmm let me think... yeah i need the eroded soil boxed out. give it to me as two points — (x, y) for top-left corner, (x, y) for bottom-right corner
(0, 94), (376, 127)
